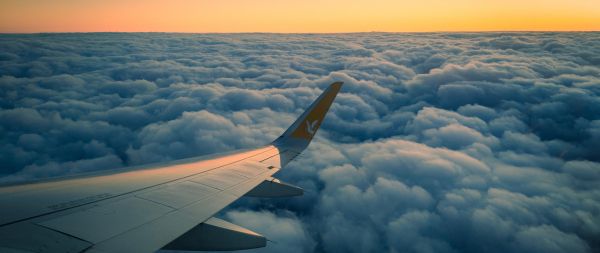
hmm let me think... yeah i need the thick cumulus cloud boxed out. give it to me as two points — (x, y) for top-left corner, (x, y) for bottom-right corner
(1, 33), (599, 252)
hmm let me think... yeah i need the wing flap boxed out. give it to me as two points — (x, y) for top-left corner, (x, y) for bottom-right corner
(245, 177), (303, 198)
(162, 217), (266, 251)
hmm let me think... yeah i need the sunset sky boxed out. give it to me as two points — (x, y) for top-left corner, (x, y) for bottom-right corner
(1, 0), (599, 33)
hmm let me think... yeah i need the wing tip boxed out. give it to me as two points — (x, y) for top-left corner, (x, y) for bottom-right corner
(329, 81), (343, 91)
(274, 81), (343, 149)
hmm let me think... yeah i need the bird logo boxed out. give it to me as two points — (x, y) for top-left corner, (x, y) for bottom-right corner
(306, 120), (319, 136)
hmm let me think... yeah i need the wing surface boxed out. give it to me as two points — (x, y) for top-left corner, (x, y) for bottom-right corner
(0, 82), (342, 252)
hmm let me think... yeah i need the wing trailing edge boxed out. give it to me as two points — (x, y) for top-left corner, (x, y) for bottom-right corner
(161, 217), (266, 251)
(244, 177), (303, 198)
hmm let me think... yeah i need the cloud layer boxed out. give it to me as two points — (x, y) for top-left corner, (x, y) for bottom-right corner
(1, 33), (599, 252)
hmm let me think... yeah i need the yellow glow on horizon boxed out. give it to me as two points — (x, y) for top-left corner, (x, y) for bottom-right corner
(1, 0), (599, 33)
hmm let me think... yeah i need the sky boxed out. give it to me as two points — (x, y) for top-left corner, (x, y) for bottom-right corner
(1, 32), (599, 252)
(1, 0), (600, 33)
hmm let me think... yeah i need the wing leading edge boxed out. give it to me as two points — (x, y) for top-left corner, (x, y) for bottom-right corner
(0, 82), (343, 253)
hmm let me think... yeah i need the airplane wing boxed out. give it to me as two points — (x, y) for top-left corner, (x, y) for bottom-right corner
(0, 82), (343, 253)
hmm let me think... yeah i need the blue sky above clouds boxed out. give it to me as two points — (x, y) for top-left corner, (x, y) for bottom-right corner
(1, 33), (599, 252)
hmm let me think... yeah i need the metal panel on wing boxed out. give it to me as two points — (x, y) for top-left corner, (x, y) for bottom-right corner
(137, 181), (218, 209)
(230, 161), (272, 177)
(38, 197), (173, 243)
(191, 171), (248, 190)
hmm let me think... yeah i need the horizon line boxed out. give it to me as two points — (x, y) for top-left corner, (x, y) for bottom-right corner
(1, 30), (600, 35)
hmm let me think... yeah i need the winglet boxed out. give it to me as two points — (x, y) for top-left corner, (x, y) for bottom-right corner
(274, 82), (342, 149)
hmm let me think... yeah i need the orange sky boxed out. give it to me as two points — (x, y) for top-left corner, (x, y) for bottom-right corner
(1, 0), (599, 33)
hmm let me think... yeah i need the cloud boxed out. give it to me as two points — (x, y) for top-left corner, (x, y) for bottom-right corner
(510, 225), (590, 253)
(1, 32), (599, 252)
(224, 210), (316, 253)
